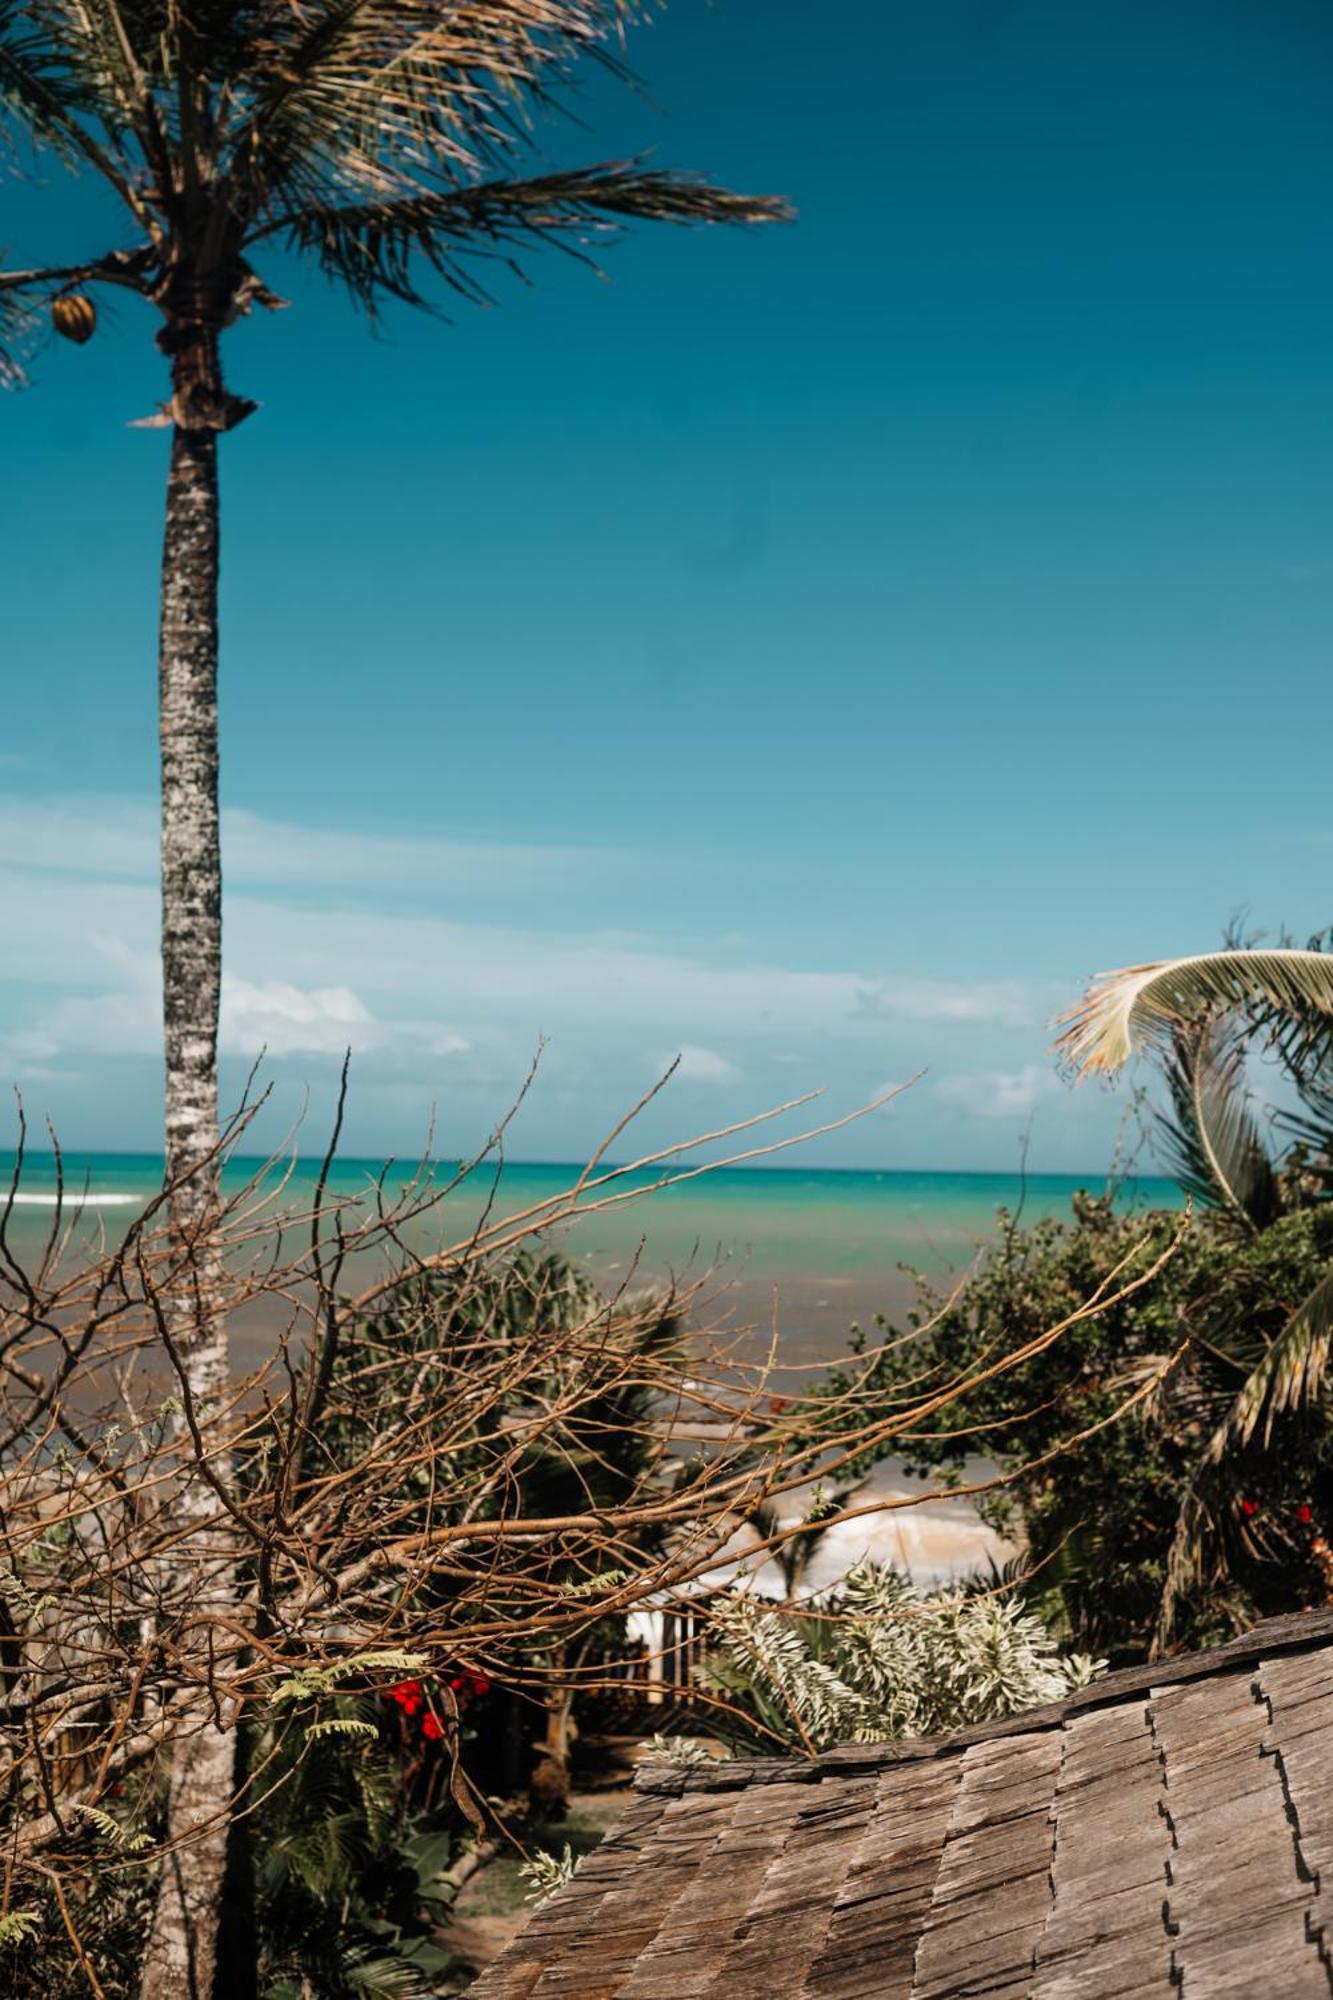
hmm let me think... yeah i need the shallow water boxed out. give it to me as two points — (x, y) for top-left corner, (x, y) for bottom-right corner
(1, 1153), (1183, 1362)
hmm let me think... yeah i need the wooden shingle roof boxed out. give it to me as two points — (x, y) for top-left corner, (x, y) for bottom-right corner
(469, 1608), (1333, 1999)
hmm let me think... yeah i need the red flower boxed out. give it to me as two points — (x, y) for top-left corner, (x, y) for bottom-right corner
(1296, 1503), (1315, 1527)
(421, 1713), (444, 1742)
(387, 1679), (424, 1714)
(1239, 1498), (1259, 1517)
(448, 1671), (492, 1700)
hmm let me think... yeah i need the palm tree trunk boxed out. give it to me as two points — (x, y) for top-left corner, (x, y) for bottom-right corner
(159, 423), (222, 1248)
(138, 415), (235, 2000)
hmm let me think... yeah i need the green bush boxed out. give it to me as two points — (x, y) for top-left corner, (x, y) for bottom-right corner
(830, 1189), (1333, 1662)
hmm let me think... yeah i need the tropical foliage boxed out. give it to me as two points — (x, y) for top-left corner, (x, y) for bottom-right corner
(222, 1248), (684, 1988)
(1054, 946), (1333, 1079)
(0, 1853), (155, 2000)
(0, 0), (789, 403)
(827, 939), (1333, 1663)
(247, 1675), (460, 2000)
(861, 1192), (1333, 1659)
(690, 1562), (1102, 1756)
(299, 1247), (684, 1806)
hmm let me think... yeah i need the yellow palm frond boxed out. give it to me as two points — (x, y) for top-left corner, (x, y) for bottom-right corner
(1053, 949), (1333, 1078)
(1224, 1264), (1333, 1451)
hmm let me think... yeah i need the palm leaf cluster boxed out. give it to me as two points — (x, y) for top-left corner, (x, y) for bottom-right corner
(1067, 947), (1333, 1425)
(0, 0), (789, 395)
(1144, 1006), (1333, 1459)
(1052, 937), (1333, 1644)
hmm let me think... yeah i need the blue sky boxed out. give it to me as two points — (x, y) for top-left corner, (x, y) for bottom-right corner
(2, 0), (1332, 1169)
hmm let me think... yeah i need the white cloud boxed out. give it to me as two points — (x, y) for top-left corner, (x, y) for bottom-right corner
(0, 793), (1126, 1167)
(0, 799), (1046, 1058)
(220, 980), (375, 1057)
(664, 1044), (740, 1084)
(937, 1066), (1060, 1120)
(0, 796), (616, 893)
(858, 976), (1045, 1029)
(431, 1031), (471, 1058)
(0, 856), (1048, 1096)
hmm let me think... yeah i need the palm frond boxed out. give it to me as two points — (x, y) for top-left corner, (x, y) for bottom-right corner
(1152, 1481), (1215, 1653)
(271, 161), (791, 310)
(0, 0), (161, 231)
(1154, 1016), (1279, 1228)
(1055, 950), (1333, 1078)
(1223, 1263), (1333, 1450)
(235, 0), (645, 189)
(5, 1), (789, 346)
(1153, 1258), (1333, 1648)
(1274, 1072), (1333, 1198)
(0, 3), (95, 155)
(1255, 933), (1333, 1177)
(46, 0), (151, 134)
(0, 281), (41, 385)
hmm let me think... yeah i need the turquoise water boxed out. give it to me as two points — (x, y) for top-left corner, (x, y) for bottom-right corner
(1, 1154), (1185, 1354)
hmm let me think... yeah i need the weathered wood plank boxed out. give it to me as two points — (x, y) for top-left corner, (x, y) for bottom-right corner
(525, 1790), (735, 2000)
(1150, 1670), (1330, 1996)
(699, 1775), (880, 2000)
(616, 1779), (815, 2000)
(467, 1793), (673, 1999)
(800, 1756), (962, 1999)
(473, 1615), (1333, 1999)
(1259, 1650), (1333, 1975)
(909, 1730), (1062, 2000)
(1032, 1702), (1173, 2000)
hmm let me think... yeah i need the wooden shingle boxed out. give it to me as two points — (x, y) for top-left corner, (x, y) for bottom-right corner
(468, 1610), (1333, 1999)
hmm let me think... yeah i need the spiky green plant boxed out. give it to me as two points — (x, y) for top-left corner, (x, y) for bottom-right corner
(694, 1562), (1102, 1756)
(518, 1843), (577, 1906)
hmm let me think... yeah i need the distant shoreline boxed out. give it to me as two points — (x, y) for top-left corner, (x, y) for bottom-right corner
(0, 1156), (1184, 1367)
(0, 1151), (1162, 1182)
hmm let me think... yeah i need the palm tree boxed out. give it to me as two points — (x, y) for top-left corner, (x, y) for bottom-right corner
(0, 8), (787, 1990)
(1056, 945), (1333, 1643)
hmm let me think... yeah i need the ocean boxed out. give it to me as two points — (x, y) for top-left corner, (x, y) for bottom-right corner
(2, 1154), (1185, 1359)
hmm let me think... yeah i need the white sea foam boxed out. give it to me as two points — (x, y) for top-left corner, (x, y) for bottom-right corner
(10, 1193), (141, 1207)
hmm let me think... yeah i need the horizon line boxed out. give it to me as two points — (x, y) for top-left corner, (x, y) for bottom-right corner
(0, 1149), (1175, 1184)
